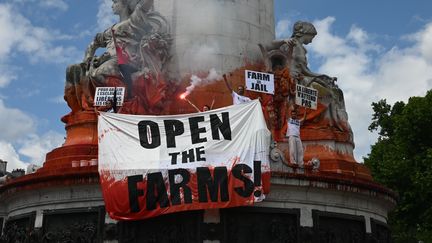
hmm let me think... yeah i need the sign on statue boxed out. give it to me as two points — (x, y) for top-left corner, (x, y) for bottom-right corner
(98, 100), (271, 220)
(295, 84), (318, 110)
(245, 70), (274, 94)
(94, 87), (125, 106)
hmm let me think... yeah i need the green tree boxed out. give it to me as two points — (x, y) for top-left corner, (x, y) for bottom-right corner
(365, 90), (432, 242)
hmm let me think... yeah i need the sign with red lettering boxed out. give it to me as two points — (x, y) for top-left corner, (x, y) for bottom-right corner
(98, 100), (271, 220)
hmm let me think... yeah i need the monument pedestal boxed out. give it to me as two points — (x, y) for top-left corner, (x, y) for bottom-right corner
(116, 169), (395, 242)
(0, 146), (395, 242)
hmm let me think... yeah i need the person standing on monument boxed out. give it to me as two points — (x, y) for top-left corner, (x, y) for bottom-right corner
(287, 108), (306, 166)
(105, 99), (116, 113)
(223, 74), (251, 105)
(97, 99), (116, 113)
(202, 105), (210, 112)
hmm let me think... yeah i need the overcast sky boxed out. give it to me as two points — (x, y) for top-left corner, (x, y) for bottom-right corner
(0, 0), (431, 170)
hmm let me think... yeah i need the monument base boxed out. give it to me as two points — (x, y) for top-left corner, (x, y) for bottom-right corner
(0, 160), (395, 242)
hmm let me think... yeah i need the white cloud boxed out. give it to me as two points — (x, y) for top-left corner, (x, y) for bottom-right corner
(0, 64), (17, 88)
(414, 22), (432, 63)
(0, 99), (35, 141)
(0, 4), (21, 58)
(0, 99), (64, 169)
(39, 0), (68, 11)
(0, 3), (80, 73)
(97, 0), (117, 31)
(18, 131), (64, 165)
(0, 2), (72, 171)
(0, 141), (27, 171)
(0, 130), (64, 171)
(347, 25), (381, 53)
(276, 19), (291, 39)
(303, 17), (432, 162)
(310, 17), (352, 57)
(10, 0), (68, 11)
(49, 95), (65, 104)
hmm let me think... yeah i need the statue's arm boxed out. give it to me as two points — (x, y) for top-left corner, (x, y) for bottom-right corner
(83, 32), (107, 63)
(268, 40), (287, 50)
(263, 39), (294, 51)
(126, 0), (153, 32)
(297, 62), (325, 78)
(131, 0), (153, 19)
(292, 46), (329, 78)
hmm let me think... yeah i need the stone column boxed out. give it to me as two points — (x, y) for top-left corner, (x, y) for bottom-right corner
(155, 0), (275, 78)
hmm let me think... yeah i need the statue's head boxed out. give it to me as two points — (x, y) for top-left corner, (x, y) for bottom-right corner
(112, 0), (140, 16)
(292, 21), (317, 44)
(112, 0), (126, 15)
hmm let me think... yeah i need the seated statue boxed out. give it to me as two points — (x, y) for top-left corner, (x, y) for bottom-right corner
(64, 0), (170, 113)
(260, 21), (353, 137)
(288, 22), (337, 87)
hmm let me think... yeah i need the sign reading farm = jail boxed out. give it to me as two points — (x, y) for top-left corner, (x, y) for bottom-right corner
(295, 84), (318, 110)
(98, 100), (271, 220)
(245, 70), (274, 95)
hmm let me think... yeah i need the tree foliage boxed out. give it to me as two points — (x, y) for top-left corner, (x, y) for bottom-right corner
(365, 90), (432, 242)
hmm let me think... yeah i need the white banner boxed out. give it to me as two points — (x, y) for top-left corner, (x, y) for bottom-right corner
(98, 100), (271, 220)
(94, 87), (125, 106)
(295, 84), (318, 110)
(245, 70), (274, 95)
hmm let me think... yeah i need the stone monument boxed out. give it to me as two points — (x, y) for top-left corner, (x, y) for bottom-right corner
(0, 1), (395, 242)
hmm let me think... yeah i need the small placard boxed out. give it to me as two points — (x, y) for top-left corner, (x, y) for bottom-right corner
(295, 84), (318, 110)
(245, 70), (275, 95)
(94, 87), (125, 106)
